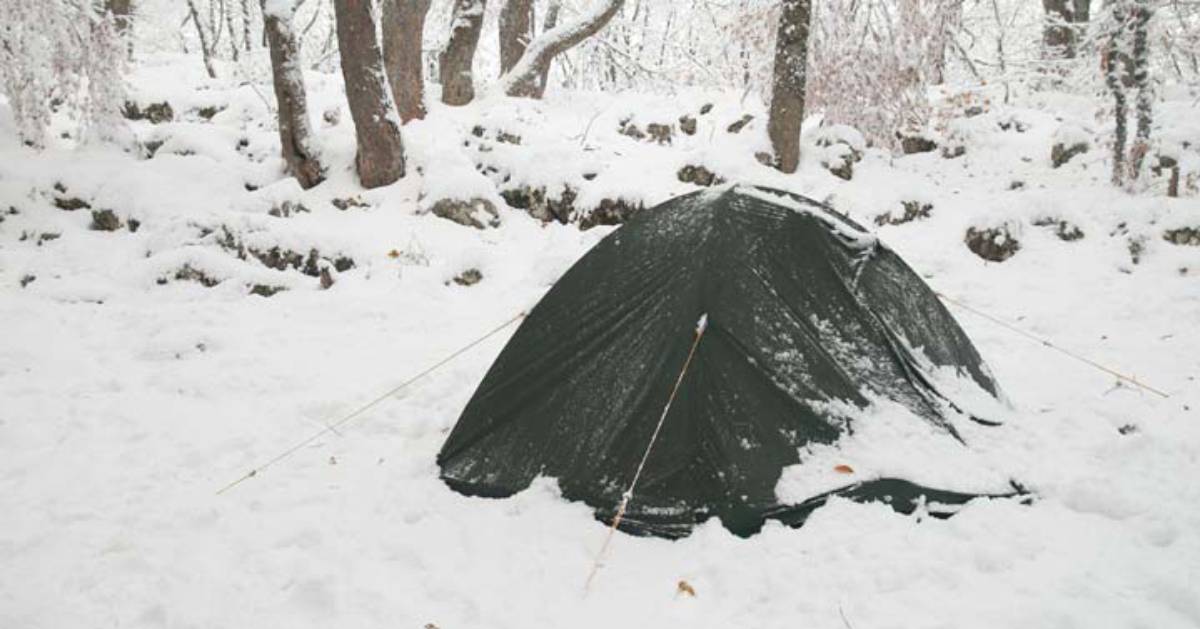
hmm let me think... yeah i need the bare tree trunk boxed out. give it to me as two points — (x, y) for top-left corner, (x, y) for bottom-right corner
(186, 0), (218, 78)
(1129, 0), (1153, 180)
(261, 0), (325, 189)
(500, 0), (624, 99)
(439, 0), (487, 105)
(768, 0), (812, 174)
(499, 0), (534, 75)
(225, 0), (241, 61)
(1043, 0), (1076, 59)
(1104, 2), (1129, 185)
(242, 0), (253, 50)
(382, 0), (432, 123)
(334, 0), (407, 188)
(535, 0), (561, 97)
(106, 0), (134, 57)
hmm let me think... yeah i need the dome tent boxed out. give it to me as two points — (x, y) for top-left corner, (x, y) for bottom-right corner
(438, 185), (1019, 538)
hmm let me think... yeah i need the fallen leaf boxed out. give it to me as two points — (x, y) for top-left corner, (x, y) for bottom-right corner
(834, 464), (854, 474)
(677, 580), (696, 597)
(387, 249), (400, 258)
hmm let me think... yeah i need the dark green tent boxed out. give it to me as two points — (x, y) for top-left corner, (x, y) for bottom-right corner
(438, 185), (1018, 538)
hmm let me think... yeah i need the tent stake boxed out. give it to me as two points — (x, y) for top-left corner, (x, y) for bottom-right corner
(585, 314), (709, 592)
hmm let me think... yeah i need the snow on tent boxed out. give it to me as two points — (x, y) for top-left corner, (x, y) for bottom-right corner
(438, 185), (1021, 539)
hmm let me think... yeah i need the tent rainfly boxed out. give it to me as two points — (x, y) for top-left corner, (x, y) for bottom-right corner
(438, 185), (1021, 538)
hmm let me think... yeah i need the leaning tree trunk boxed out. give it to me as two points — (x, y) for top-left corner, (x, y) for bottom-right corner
(535, 0), (561, 97)
(382, 0), (432, 123)
(186, 0), (218, 78)
(439, 0), (487, 106)
(500, 0), (624, 99)
(767, 0), (812, 174)
(499, 0), (534, 75)
(334, 0), (407, 188)
(261, 0), (325, 189)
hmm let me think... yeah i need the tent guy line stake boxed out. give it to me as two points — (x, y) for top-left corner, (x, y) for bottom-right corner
(215, 310), (528, 496)
(584, 314), (709, 593)
(935, 292), (1169, 399)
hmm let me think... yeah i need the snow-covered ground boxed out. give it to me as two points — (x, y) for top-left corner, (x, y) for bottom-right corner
(1, 55), (1198, 628)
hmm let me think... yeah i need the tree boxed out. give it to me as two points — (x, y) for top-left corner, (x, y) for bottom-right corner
(0, 0), (128, 146)
(767, 0), (812, 174)
(334, 0), (406, 188)
(1043, 0), (1078, 59)
(439, 0), (487, 105)
(1103, 0), (1153, 185)
(535, 1), (561, 96)
(261, 0), (325, 189)
(498, 0), (624, 98)
(499, 0), (534, 75)
(382, 0), (432, 123)
(186, 0), (218, 78)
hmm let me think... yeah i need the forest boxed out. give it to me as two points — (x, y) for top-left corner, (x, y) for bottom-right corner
(0, 1), (1197, 627)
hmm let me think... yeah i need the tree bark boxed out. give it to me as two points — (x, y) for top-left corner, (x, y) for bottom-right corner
(242, 0), (253, 51)
(438, 0), (487, 105)
(1103, 2), (1129, 185)
(334, 0), (407, 188)
(382, 0), (432, 123)
(1129, 0), (1152, 179)
(768, 0), (812, 174)
(499, 0), (534, 75)
(535, 1), (561, 97)
(186, 0), (218, 78)
(500, 0), (623, 99)
(106, 0), (134, 57)
(261, 0), (325, 189)
(1042, 0), (1076, 59)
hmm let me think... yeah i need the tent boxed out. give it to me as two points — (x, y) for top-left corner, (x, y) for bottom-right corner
(438, 185), (1019, 538)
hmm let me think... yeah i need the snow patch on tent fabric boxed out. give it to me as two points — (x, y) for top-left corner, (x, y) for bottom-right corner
(775, 397), (1015, 504)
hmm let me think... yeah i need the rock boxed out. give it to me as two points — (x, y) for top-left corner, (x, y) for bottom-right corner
(875, 200), (932, 226)
(965, 226), (1020, 262)
(496, 130), (522, 145)
(815, 129), (864, 180)
(726, 114), (754, 134)
(331, 196), (369, 211)
(1051, 141), (1088, 168)
(964, 105), (984, 117)
(646, 123), (673, 145)
(1127, 236), (1146, 265)
(998, 117), (1029, 133)
(942, 145), (966, 159)
(618, 117), (646, 141)
(451, 268), (483, 286)
(268, 200), (311, 217)
(54, 196), (91, 211)
(1032, 217), (1084, 241)
(90, 209), (122, 231)
(319, 267), (335, 290)
(677, 164), (724, 187)
(143, 139), (165, 158)
(196, 105), (224, 120)
(501, 186), (576, 224)
(36, 232), (61, 246)
(897, 133), (937, 155)
(171, 264), (220, 287)
(20, 275), (35, 288)
(579, 198), (643, 229)
(250, 284), (286, 297)
(128, 218), (141, 233)
(322, 108), (340, 126)
(429, 197), (500, 229)
(123, 101), (174, 124)
(1164, 227), (1200, 246)
(699, 103), (713, 115)
(1009, 181), (1025, 190)
(679, 115), (697, 136)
